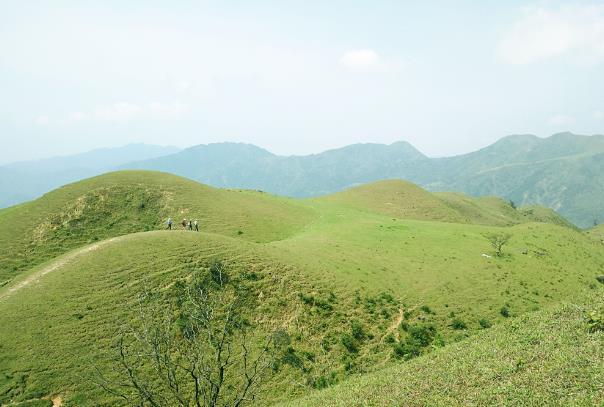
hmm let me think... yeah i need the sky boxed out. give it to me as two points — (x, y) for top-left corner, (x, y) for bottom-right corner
(1, 0), (604, 164)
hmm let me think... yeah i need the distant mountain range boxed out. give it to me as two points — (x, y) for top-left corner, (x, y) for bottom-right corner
(0, 144), (179, 208)
(121, 132), (604, 228)
(2, 133), (602, 228)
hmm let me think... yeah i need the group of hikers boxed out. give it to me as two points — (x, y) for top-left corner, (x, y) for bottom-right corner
(166, 217), (199, 231)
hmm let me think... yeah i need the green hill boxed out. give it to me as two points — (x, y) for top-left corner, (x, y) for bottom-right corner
(588, 224), (604, 242)
(1, 173), (603, 406)
(316, 180), (467, 223)
(0, 144), (179, 208)
(317, 180), (576, 228)
(4, 134), (603, 228)
(283, 292), (604, 406)
(0, 170), (315, 286)
(117, 133), (604, 228)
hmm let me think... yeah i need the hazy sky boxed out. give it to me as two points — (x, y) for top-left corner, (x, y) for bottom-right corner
(1, 1), (604, 164)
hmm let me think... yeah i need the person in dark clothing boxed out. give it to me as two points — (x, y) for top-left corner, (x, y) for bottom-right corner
(167, 218), (173, 230)
(194, 219), (199, 231)
(188, 220), (193, 231)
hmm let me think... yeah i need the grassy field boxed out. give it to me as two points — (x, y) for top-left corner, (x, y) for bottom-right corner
(588, 224), (604, 242)
(0, 171), (315, 285)
(282, 291), (604, 406)
(1, 171), (603, 406)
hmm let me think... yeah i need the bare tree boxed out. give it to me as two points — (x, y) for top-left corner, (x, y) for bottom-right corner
(483, 233), (512, 257)
(96, 261), (288, 406)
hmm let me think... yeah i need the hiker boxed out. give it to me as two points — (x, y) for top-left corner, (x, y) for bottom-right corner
(167, 218), (173, 230)
(188, 220), (193, 231)
(194, 219), (199, 231)
(181, 218), (187, 229)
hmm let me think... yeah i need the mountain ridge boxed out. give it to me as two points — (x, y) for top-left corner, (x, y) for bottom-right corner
(122, 133), (604, 227)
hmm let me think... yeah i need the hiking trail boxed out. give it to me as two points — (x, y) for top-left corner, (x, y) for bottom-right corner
(0, 237), (120, 301)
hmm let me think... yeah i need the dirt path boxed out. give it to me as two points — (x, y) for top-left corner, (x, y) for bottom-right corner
(0, 237), (120, 302)
(384, 308), (405, 342)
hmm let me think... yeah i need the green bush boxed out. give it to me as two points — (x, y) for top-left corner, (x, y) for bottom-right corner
(393, 342), (421, 360)
(351, 319), (366, 340)
(341, 333), (358, 353)
(420, 305), (434, 314)
(500, 306), (511, 318)
(407, 324), (436, 347)
(209, 260), (229, 286)
(281, 347), (304, 369)
(478, 318), (492, 329)
(450, 318), (467, 330)
(313, 372), (338, 389)
(586, 310), (604, 333)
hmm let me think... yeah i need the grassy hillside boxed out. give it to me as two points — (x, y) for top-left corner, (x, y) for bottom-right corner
(1, 174), (603, 406)
(0, 232), (287, 405)
(0, 170), (315, 285)
(588, 224), (604, 242)
(118, 133), (604, 227)
(317, 180), (576, 227)
(316, 180), (467, 223)
(284, 291), (604, 406)
(0, 144), (179, 209)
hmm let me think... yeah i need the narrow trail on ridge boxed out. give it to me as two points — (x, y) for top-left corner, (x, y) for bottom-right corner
(0, 236), (122, 302)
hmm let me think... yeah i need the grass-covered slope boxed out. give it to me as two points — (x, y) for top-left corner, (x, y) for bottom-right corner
(315, 180), (467, 223)
(317, 180), (577, 227)
(0, 170), (315, 285)
(588, 224), (604, 242)
(0, 232), (405, 405)
(1, 174), (603, 406)
(271, 201), (604, 338)
(119, 133), (604, 227)
(284, 291), (604, 407)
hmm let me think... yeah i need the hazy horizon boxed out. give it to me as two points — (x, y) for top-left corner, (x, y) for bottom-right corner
(2, 1), (604, 164)
(4, 131), (603, 167)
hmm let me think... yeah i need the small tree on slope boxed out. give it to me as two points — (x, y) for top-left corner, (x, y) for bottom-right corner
(483, 233), (512, 257)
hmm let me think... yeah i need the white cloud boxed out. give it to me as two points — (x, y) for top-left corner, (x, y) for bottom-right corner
(36, 101), (189, 126)
(94, 102), (143, 122)
(34, 115), (50, 126)
(340, 49), (386, 71)
(548, 114), (575, 126)
(148, 101), (188, 118)
(499, 5), (604, 65)
(594, 110), (604, 120)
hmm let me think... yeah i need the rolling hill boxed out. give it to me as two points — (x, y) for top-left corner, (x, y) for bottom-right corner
(588, 224), (604, 243)
(121, 133), (604, 228)
(4, 133), (603, 228)
(1, 171), (603, 406)
(283, 292), (604, 406)
(0, 171), (314, 286)
(0, 144), (179, 209)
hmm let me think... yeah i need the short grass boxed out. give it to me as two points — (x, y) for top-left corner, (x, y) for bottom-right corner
(0, 170), (315, 285)
(317, 180), (575, 227)
(0, 232), (406, 405)
(282, 290), (604, 406)
(1, 173), (603, 406)
(271, 199), (604, 340)
(587, 224), (604, 242)
(436, 192), (577, 228)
